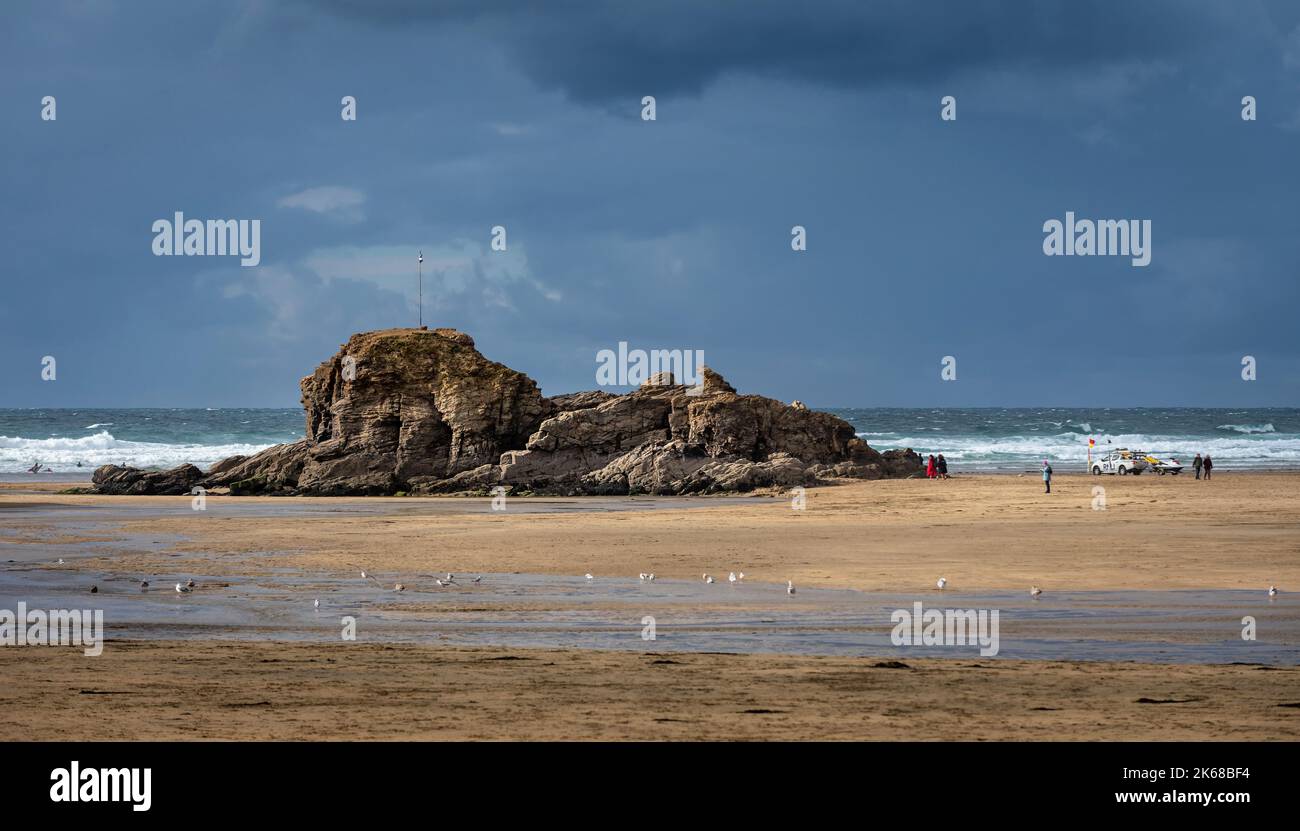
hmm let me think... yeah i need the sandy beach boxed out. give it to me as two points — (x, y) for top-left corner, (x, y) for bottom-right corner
(3, 640), (1297, 741)
(3, 472), (1297, 591)
(2, 472), (1298, 741)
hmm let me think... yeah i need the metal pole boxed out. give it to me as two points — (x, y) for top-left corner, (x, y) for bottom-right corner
(417, 250), (424, 328)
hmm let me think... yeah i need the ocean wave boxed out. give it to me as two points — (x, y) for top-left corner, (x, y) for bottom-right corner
(84, 423), (113, 429)
(1216, 423), (1275, 434)
(0, 431), (273, 473)
(856, 430), (1300, 469)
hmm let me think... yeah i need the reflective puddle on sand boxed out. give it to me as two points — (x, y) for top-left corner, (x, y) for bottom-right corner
(1, 566), (1296, 665)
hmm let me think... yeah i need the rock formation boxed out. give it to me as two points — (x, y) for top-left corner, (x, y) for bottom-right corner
(92, 463), (204, 496)
(93, 327), (922, 496)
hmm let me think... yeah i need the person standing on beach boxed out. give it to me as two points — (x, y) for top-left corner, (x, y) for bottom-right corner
(1202, 454), (1213, 480)
(937, 454), (949, 479)
(1042, 460), (1053, 493)
(926, 454), (937, 479)
(1193, 453), (1203, 480)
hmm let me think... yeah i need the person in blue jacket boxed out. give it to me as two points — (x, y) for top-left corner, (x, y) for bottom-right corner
(1042, 460), (1053, 493)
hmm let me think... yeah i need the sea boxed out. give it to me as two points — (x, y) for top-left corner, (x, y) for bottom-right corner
(0, 407), (1297, 475)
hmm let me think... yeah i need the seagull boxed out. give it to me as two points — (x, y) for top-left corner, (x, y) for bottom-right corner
(1268, 585), (1278, 597)
(728, 572), (737, 584)
(647, 573), (655, 581)
(140, 579), (149, 590)
(585, 573), (594, 580)
(738, 572), (745, 581)
(394, 583), (405, 592)
(435, 579), (447, 587)
(1030, 586), (1042, 598)
(936, 577), (947, 590)
(57, 558), (65, 565)
(175, 582), (192, 594)
(787, 581), (796, 595)
(186, 578), (196, 589)
(313, 598), (320, 609)
(90, 585), (98, 594)
(357, 568), (382, 587)
(472, 575), (482, 584)
(639, 573), (648, 581)
(703, 573), (715, 584)
(446, 573), (454, 582)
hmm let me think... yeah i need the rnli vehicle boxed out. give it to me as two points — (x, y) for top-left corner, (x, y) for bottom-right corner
(1090, 448), (1148, 476)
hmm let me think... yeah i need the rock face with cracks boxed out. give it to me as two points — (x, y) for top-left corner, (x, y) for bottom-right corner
(93, 327), (922, 496)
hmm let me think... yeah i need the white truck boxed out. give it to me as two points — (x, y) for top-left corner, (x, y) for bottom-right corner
(1090, 448), (1148, 476)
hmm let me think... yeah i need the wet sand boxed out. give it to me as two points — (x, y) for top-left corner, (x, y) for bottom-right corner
(2, 564), (1295, 663)
(2, 640), (1296, 741)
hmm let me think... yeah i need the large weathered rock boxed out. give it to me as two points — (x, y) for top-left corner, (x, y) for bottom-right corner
(94, 327), (922, 496)
(266, 328), (549, 495)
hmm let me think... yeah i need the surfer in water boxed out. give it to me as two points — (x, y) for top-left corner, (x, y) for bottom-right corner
(28, 461), (42, 474)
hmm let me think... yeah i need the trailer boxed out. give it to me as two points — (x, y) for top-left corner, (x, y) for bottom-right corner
(1141, 454), (1184, 475)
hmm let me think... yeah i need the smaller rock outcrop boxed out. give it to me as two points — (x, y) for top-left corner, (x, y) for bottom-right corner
(92, 463), (204, 495)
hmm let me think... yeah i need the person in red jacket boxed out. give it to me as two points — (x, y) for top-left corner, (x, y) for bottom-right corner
(926, 454), (937, 479)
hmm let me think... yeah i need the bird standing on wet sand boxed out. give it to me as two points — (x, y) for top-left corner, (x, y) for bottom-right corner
(1269, 585), (1278, 597)
(647, 573), (655, 582)
(585, 573), (594, 580)
(787, 581), (796, 595)
(703, 573), (715, 584)
(728, 572), (737, 584)
(1030, 586), (1042, 598)
(175, 582), (192, 594)
(90, 585), (98, 594)
(472, 575), (482, 584)
(639, 573), (648, 581)
(140, 579), (149, 590)
(936, 577), (947, 590)
(314, 598), (320, 609)
(186, 578), (196, 589)
(394, 583), (405, 592)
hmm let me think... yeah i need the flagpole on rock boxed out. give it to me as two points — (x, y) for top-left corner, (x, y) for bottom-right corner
(417, 250), (424, 328)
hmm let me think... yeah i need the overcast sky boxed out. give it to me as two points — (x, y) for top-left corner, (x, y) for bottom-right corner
(3, 0), (1299, 408)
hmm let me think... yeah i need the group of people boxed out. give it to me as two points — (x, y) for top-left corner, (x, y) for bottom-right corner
(925, 454), (949, 479)
(918, 450), (1219, 490)
(1192, 453), (1214, 480)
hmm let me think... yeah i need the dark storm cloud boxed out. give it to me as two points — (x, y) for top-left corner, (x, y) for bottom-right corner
(3, 0), (1299, 407)
(307, 0), (1242, 103)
